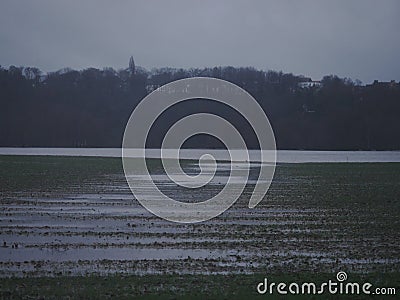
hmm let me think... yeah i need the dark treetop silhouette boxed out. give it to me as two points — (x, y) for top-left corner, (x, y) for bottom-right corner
(1, 62), (399, 150)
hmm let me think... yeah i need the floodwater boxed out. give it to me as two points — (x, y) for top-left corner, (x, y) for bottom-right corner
(0, 152), (400, 277)
(1, 147), (400, 162)
(1, 158), (399, 277)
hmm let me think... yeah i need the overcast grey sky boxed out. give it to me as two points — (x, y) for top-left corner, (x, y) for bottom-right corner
(0, 0), (399, 83)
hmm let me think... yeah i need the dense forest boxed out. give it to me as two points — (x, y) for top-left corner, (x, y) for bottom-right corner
(1, 58), (399, 150)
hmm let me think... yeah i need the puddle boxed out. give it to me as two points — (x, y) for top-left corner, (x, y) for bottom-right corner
(0, 247), (245, 262)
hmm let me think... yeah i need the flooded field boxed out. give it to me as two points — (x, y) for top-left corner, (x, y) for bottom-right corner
(1, 155), (399, 280)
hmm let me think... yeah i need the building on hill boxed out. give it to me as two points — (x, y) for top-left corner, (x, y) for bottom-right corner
(298, 80), (322, 89)
(366, 80), (398, 89)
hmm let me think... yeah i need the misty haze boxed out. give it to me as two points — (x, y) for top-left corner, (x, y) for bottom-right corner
(0, 1), (399, 298)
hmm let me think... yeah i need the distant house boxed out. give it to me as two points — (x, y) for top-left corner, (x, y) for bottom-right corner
(298, 80), (322, 89)
(366, 80), (399, 89)
(145, 79), (161, 93)
(146, 83), (161, 93)
(146, 84), (161, 93)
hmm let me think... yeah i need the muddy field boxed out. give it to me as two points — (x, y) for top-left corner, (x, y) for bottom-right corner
(0, 155), (399, 280)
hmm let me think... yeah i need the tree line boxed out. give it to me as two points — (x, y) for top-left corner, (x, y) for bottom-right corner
(0, 62), (399, 150)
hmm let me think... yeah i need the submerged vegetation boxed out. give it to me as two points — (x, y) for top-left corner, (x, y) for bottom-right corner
(1, 273), (399, 299)
(0, 156), (399, 297)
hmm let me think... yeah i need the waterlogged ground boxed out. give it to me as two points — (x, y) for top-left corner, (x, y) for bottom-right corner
(0, 155), (399, 282)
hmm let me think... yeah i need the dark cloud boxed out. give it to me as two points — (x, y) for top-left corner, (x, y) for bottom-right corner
(0, 0), (399, 83)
